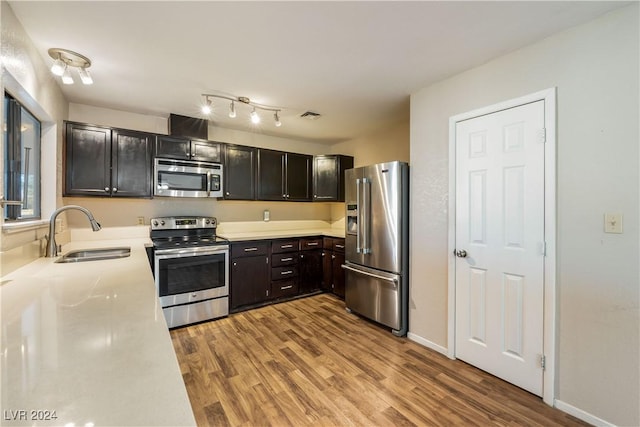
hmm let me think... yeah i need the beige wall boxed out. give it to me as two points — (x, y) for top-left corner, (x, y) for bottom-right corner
(330, 118), (409, 168)
(1, 1), (68, 274)
(65, 103), (335, 228)
(328, 118), (410, 221)
(409, 5), (639, 426)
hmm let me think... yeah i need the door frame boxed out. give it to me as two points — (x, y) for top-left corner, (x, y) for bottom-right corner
(447, 88), (557, 405)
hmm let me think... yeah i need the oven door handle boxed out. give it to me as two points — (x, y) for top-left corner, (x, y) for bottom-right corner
(154, 246), (229, 258)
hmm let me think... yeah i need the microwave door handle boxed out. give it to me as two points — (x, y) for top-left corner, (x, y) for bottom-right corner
(356, 178), (361, 254)
(206, 171), (211, 197)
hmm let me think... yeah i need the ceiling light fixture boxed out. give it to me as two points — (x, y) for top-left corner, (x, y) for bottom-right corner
(201, 98), (212, 115)
(250, 107), (260, 124)
(201, 93), (282, 127)
(61, 67), (74, 85)
(48, 48), (93, 85)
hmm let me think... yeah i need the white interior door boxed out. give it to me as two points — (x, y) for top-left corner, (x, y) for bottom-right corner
(454, 100), (545, 396)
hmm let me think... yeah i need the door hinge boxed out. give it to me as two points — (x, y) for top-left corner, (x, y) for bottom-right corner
(538, 128), (546, 143)
(540, 354), (546, 370)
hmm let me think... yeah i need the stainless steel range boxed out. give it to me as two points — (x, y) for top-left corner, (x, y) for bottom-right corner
(150, 216), (229, 328)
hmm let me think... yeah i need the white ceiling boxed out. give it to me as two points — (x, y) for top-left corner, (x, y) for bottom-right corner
(8, 1), (630, 144)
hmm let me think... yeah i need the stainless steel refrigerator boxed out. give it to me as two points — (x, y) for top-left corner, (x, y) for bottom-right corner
(343, 161), (409, 336)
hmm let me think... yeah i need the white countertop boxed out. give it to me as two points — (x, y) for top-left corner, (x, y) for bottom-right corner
(219, 227), (345, 241)
(0, 238), (196, 427)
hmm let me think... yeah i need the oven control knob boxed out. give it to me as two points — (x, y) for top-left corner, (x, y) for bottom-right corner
(206, 219), (210, 224)
(160, 220), (165, 226)
(152, 220), (158, 227)
(191, 293), (197, 298)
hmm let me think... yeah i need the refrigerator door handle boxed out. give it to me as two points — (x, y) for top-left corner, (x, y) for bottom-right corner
(362, 178), (371, 254)
(356, 178), (362, 253)
(341, 264), (398, 286)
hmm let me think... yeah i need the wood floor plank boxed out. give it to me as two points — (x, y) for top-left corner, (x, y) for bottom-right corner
(171, 294), (589, 427)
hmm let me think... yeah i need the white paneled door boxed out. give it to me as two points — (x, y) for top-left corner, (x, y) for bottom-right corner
(454, 100), (545, 396)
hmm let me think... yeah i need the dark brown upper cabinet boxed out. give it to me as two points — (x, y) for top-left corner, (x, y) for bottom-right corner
(223, 144), (257, 200)
(257, 149), (312, 201)
(313, 154), (354, 202)
(64, 122), (153, 198)
(155, 135), (221, 163)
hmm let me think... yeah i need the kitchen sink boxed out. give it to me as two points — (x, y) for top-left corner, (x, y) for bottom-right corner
(55, 247), (131, 263)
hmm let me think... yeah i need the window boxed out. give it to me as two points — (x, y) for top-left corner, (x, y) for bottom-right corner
(4, 92), (41, 221)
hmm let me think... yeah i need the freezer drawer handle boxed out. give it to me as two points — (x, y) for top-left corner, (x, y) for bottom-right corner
(341, 264), (398, 286)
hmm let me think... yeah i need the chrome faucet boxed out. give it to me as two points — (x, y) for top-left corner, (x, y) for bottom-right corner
(45, 205), (102, 257)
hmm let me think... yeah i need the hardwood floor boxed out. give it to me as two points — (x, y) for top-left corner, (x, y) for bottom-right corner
(171, 294), (587, 427)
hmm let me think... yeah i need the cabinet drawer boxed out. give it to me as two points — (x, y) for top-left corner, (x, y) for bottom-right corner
(271, 253), (299, 267)
(332, 238), (346, 253)
(270, 279), (299, 299)
(271, 239), (299, 253)
(271, 266), (298, 280)
(231, 241), (269, 258)
(300, 237), (323, 251)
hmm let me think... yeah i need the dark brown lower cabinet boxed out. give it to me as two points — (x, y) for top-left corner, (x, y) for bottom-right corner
(331, 251), (345, 298)
(322, 237), (346, 298)
(230, 242), (270, 310)
(299, 249), (323, 294)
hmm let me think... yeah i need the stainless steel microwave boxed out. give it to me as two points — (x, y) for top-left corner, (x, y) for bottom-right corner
(154, 158), (223, 198)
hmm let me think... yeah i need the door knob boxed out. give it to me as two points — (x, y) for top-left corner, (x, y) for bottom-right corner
(455, 249), (467, 258)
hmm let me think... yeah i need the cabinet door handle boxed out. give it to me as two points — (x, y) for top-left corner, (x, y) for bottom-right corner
(104, 187), (110, 192)
(281, 285), (293, 290)
(244, 247), (258, 252)
(113, 187), (118, 193)
(280, 257), (293, 262)
(280, 270), (293, 275)
(335, 244), (345, 249)
(281, 244), (293, 249)
(233, 262), (237, 266)
(332, 255), (336, 259)
(300, 254), (304, 259)
(226, 191), (230, 196)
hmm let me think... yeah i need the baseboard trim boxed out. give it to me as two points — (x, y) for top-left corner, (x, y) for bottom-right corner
(407, 332), (448, 356)
(554, 399), (615, 427)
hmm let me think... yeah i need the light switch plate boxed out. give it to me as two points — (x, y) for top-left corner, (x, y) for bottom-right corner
(604, 213), (623, 234)
(263, 210), (270, 222)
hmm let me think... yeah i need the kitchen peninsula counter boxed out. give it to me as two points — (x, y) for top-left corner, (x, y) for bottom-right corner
(0, 234), (195, 427)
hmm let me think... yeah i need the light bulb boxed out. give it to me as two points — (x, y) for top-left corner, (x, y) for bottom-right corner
(51, 58), (66, 76)
(274, 111), (282, 127)
(250, 108), (260, 124)
(201, 99), (212, 115)
(78, 67), (93, 85)
(229, 101), (236, 118)
(61, 67), (74, 85)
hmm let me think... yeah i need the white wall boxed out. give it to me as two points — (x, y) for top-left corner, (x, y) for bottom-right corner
(1, 1), (68, 274)
(65, 103), (334, 228)
(409, 4), (639, 426)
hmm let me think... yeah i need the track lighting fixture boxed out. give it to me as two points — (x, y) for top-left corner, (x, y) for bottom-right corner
(48, 48), (94, 86)
(250, 108), (261, 124)
(201, 93), (283, 127)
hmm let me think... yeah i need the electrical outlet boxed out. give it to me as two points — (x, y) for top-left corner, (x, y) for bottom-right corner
(263, 210), (270, 222)
(137, 216), (145, 225)
(604, 213), (623, 234)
